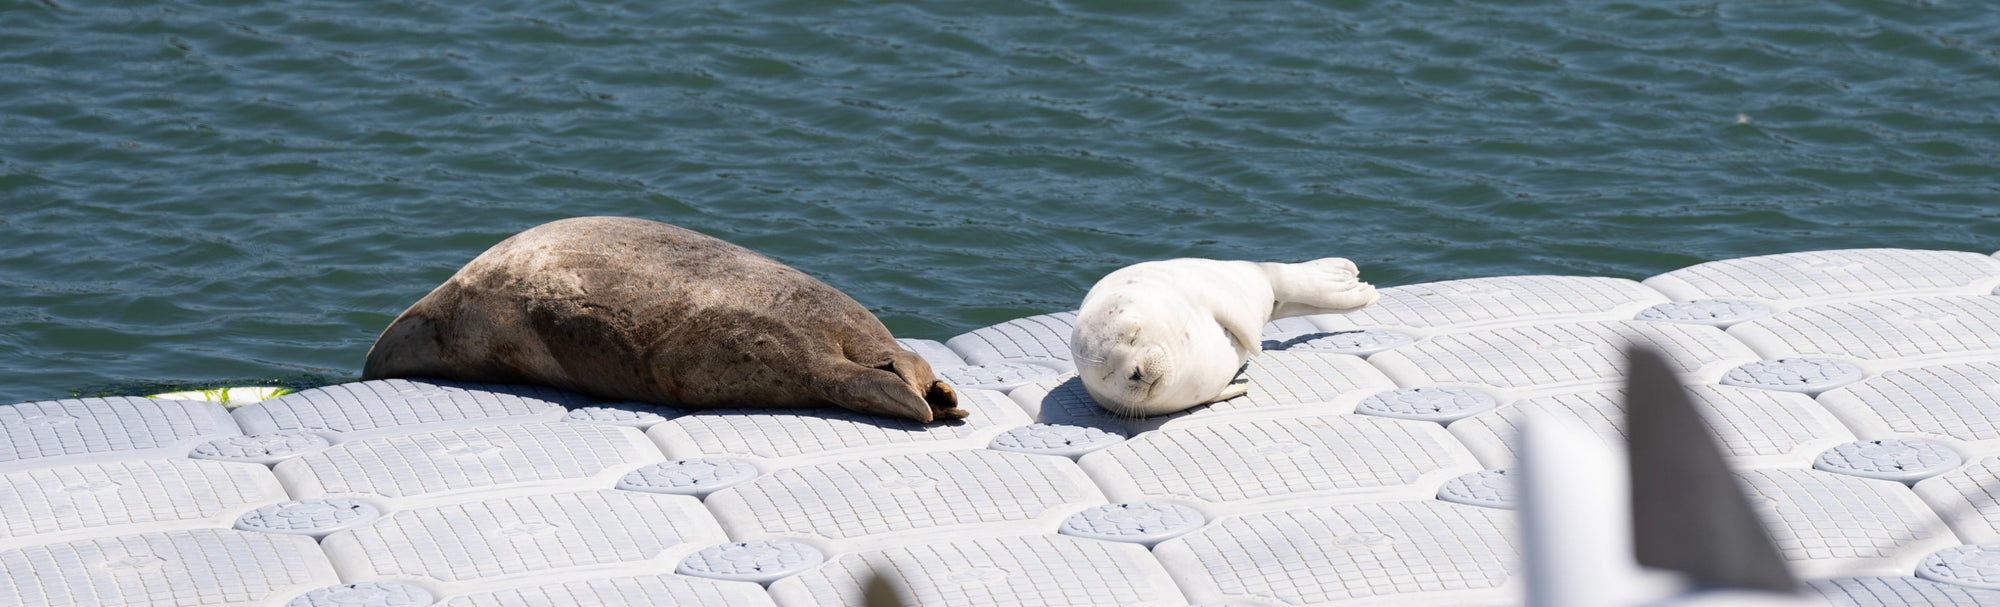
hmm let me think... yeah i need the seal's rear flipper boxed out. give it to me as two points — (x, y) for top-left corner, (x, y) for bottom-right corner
(1627, 347), (1797, 593)
(831, 367), (939, 423)
(924, 379), (965, 421)
(1262, 258), (1379, 318)
(828, 354), (967, 423)
(886, 350), (966, 421)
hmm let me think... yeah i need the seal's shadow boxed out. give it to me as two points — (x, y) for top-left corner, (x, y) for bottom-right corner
(1263, 332), (1348, 351)
(576, 398), (970, 433)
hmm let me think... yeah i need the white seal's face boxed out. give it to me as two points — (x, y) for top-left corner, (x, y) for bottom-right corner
(1075, 323), (1173, 417)
(1072, 310), (1237, 418)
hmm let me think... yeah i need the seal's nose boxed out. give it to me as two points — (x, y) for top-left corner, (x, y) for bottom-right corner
(1134, 347), (1170, 392)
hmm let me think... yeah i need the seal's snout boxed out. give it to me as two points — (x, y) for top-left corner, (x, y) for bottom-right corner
(1091, 346), (1174, 417)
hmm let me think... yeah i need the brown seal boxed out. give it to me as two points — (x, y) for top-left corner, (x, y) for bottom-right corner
(361, 216), (964, 423)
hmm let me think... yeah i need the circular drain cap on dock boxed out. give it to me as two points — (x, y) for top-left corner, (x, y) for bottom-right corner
(938, 362), (1065, 391)
(1437, 469), (1517, 509)
(285, 582), (434, 607)
(1059, 502), (1205, 545)
(189, 431), (331, 465)
(1920, 545), (2000, 589)
(617, 458), (760, 498)
(677, 539), (825, 584)
(1721, 358), (1865, 394)
(1815, 439), (1962, 483)
(1276, 330), (1415, 356)
(988, 424), (1124, 458)
(1635, 300), (1772, 327)
(563, 405), (672, 428)
(236, 499), (380, 538)
(1355, 387), (1499, 423)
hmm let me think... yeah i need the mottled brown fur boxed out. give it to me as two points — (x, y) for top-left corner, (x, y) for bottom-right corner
(362, 216), (963, 423)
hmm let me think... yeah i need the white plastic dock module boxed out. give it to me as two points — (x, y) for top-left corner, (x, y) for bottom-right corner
(273, 422), (663, 506)
(646, 388), (1030, 466)
(1738, 468), (1958, 579)
(1369, 320), (1760, 394)
(1916, 544), (2000, 590)
(1642, 249), (2000, 305)
(0, 458), (288, 550)
(435, 573), (777, 607)
(1, 397), (240, 472)
(705, 449), (1103, 552)
(1807, 576), (2000, 606)
(0, 528), (339, 607)
(318, 489), (728, 596)
(1166, 351), (1399, 424)
(944, 311), (1079, 371)
(1263, 316), (1325, 341)
(1308, 275), (1670, 335)
(561, 402), (682, 430)
(1634, 298), (1774, 328)
(1817, 361), (2000, 457)
(767, 534), (1187, 607)
(233, 379), (587, 438)
(896, 338), (968, 369)
(935, 362), (1067, 392)
(1728, 296), (2000, 371)
(1447, 384), (1855, 469)
(1155, 500), (1517, 607)
(18, 249), (2000, 607)
(1007, 375), (1125, 432)
(1913, 456), (2000, 544)
(1079, 414), (1479, 510)
(1009, 351), (1397, 435)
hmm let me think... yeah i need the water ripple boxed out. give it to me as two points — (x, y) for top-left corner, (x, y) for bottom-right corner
(2, 0), (1998, 400)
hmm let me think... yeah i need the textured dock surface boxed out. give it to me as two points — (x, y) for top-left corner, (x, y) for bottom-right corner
(9, 248), (2000, 606)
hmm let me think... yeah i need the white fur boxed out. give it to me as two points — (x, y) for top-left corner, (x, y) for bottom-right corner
(1070, 258), (1378, 417)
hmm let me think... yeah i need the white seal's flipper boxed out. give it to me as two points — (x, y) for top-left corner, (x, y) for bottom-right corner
(1207, 381), (1249, 404)
(1261, 258), (1380, 319)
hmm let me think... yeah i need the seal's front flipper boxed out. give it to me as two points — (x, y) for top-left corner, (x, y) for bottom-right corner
(1263, 258), (1379, 318)
(1205, 381), (1249, 404)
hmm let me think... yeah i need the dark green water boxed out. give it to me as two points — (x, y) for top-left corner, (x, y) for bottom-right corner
(3, 0), (1998, 403)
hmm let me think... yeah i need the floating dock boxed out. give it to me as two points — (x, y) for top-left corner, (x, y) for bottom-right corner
(7, 248), (2000, 606)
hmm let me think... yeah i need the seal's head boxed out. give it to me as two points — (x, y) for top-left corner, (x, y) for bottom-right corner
(1072, 308), (1236, 417)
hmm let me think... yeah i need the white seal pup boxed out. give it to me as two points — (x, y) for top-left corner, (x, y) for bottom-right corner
(1071, 258), (1378, 417)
